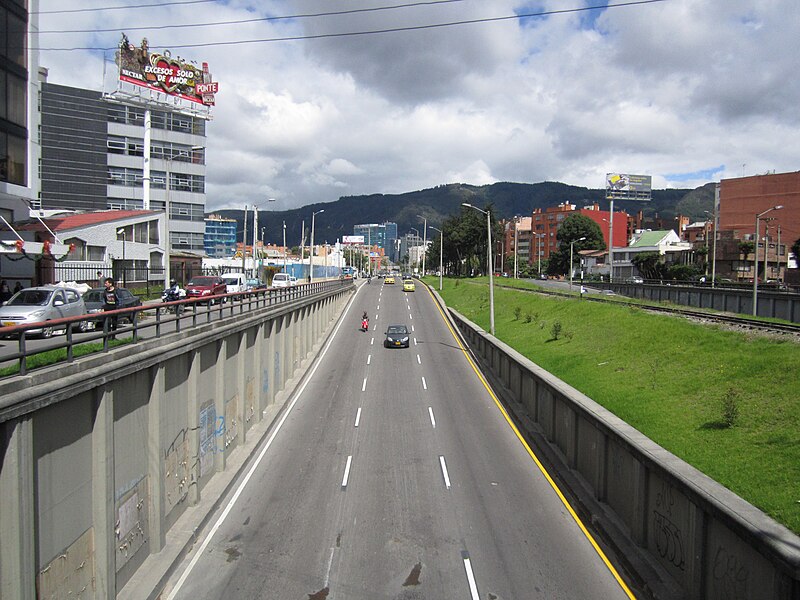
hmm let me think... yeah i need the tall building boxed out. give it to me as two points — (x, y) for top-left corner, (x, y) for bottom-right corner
(354, 222), (398, 260)
(204, 214), (237, 257)
(0, 0), (37, 220)
(38, 79), (208, 254)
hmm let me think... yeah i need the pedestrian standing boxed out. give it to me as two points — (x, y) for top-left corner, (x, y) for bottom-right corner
(0, 280), (11, 303)
(97, 270), (105, 288)
(102, 277), (120, 335)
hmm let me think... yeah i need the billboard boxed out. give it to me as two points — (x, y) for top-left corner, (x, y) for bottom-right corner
(606, 173), (652, 201)
(342, 236), (365, 245)
(115, 34), (218, 106)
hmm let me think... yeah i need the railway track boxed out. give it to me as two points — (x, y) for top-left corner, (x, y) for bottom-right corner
(493, 281), (800, 337)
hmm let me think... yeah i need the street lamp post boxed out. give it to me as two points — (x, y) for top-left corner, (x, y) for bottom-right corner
(116, 228), (127, 286)
(513, 217), (519, 279)
(462, 203), (495, 336)
(569, 237), (586, 293)
(429, 226), (443, 290)
(417, 215), (427, 277)
(753, 205), (783, 315)
(711, 184), (719, 288)
(310, 209), (324, 283)
(163, 145), (204, 287)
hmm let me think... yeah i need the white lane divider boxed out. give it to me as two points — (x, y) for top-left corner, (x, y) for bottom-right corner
(409, 314), (413, 320)
(342, 456), (353, 488)
(371, 337), (374, 345)
(417, 354), (421, 364)
(362, 378), (367, 392)
(428, 407), (436, 428)
(439, 455), (451, 489)
(411, 325), (415, 332)
(462, 552), (480, 600)
(367, 354), (371, 365)
(421, 377), (427, 390)
(354, 407), (362, 427)
(413, 338), (417, 346)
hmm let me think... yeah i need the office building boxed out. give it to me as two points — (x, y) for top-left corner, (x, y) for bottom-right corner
(354, 222), (398, 261)
(204, 214), (237, 257)
(38, 79), (207, 254)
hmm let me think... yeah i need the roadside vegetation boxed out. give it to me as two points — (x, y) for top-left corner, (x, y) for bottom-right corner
(428, 276), (800, 535)
(0, 338), (131, 377)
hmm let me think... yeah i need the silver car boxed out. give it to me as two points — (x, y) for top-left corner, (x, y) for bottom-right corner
(0, 286), (86, 338)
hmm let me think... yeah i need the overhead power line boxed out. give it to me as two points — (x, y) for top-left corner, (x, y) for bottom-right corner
(37, 0), (470, 34)
(32, 0), (668, 52)
(33, 0), (218, 14)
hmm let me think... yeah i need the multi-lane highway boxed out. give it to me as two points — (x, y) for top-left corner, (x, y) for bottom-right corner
(164, 279), (636, 600)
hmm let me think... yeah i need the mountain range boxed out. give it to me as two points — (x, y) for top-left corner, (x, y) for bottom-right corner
(210, 181), (716, 247)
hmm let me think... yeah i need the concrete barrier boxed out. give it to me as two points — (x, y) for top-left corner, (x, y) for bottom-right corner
(0, 284), (352, 599)
(446, 305), (800, 600)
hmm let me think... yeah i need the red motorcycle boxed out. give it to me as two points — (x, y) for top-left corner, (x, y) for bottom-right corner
(361, 318), (369, 332)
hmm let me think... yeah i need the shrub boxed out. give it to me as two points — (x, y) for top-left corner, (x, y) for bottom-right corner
(551, 321), (562, 340)
(722, 388), (740, 428)
(514, 307), (522, 321)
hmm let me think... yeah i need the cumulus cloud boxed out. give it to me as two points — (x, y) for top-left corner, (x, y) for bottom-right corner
(36, 0), (800, 211)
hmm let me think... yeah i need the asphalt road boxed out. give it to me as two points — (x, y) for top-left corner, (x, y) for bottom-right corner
(164, 280), (635, 600)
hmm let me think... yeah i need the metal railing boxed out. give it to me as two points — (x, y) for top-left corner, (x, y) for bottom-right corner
(0, 279), (353, 377)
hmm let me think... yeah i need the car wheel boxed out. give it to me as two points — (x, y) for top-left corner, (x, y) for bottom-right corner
(40, 324), (54, 338)
(78, 320), (90, 333)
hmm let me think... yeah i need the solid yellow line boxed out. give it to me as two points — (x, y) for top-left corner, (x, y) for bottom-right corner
(422, 282), (636, 600)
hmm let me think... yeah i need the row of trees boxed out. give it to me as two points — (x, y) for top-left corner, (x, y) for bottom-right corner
(423, 207), (608, 278)
(422, 207), (800, 281)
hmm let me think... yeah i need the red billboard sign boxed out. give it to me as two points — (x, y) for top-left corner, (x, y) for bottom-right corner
(115, 34), (218, 106)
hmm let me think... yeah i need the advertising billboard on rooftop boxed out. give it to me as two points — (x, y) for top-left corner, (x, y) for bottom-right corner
(115, 34), (217, 106)
(606, 173), (652, 201)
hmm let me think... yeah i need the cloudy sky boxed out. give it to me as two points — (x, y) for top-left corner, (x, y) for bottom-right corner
(35, 0), (800, 212)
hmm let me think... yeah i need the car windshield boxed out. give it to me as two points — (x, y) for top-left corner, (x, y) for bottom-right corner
(188, 277), (215, 286)
(387, 325), (407, 334)
(83, 290), (104, 303)
(8, 290), (52, 306)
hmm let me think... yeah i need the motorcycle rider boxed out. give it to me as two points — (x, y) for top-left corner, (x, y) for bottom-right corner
(361, 311), (369, 331)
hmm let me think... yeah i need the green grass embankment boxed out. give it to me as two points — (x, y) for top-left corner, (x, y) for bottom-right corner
(426, 277), (800, 535)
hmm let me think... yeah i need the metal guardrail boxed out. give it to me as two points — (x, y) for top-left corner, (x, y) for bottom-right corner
(0, 279), (353, 376)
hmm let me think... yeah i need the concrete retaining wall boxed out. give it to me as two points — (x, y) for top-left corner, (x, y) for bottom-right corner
(0, 285), (352, 599)
(448, 307), (800, 600)
(608, 284), (800, 323)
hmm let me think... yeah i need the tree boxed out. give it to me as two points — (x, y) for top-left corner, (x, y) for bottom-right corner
(631, 252), (662, 279)
(792, 237), (800, 264)
(548, 214), (605, 275)
(738, 240), (755, 259)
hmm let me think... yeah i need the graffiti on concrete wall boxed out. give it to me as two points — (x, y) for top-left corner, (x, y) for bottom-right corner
(652, 480), (686, 571)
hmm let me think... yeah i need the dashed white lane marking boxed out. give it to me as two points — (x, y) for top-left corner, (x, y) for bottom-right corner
(417, 354), (421, 364)
(462, 552), (480, 600)
(362, 378), (367, 392)
(413, 338), (417, 346)
(371, 337), (374, 345)
(367, 354), (371, 365)
(439, 455), (451, 489)
(409, 314), (413, 320)
(342, 456), (353, 488)
(411, 325), (415, 332)
(428, 407), (436, 428)
(421, 377), (427, 390)
(354, 407), (362, 427)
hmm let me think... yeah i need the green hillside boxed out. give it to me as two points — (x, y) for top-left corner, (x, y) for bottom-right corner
(211, 181), (712, 246)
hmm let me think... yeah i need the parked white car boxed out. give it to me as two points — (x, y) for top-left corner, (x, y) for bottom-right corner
(271, 273), (291, 288)
(221, 272), (249, 293)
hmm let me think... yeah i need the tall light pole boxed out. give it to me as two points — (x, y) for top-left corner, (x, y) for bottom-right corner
(753, 205), (782, 315)
(252, 198), (275, 277)
(282, 221), (287, 269)
(569, 236), (586, 292)
(537, 233), (544, 276)
(116, 228), (127, 286)
(310, 209), (324, 283)
(163, 145), (204, 287)
(410, 228), (419, 273)
(462, 203), (495, 336)
(429, 226), (443, 291)
(417, 214), (427, 277)
(711, 184), (719, 287)
(513, 217), (519, 279)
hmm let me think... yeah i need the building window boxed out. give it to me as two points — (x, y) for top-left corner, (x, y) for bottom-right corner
(87, 245), (105, 261)
(0, 132), (26, 185)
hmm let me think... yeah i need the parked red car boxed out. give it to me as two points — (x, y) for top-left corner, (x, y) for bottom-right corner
(185, 276), (227, 303)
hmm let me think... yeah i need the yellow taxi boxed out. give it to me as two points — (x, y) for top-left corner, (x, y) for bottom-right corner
(385, 276), (395, 284)
(403, 280), (415, 292)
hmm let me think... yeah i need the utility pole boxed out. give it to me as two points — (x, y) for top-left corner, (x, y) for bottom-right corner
(242, 205), (248, 275)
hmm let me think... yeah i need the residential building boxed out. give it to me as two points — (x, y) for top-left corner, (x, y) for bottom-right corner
(38, 79), (208, 254)
(15, 210), (165, 286)
(613, 230), (692, 279)
(204, 214), (237, 258)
